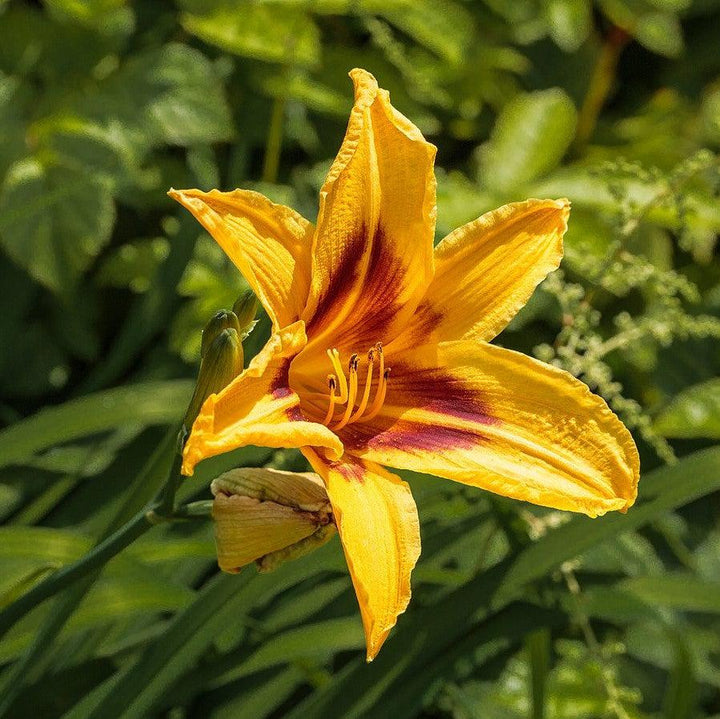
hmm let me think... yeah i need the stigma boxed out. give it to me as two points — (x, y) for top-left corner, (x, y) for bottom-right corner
(322, 344), (390, 430)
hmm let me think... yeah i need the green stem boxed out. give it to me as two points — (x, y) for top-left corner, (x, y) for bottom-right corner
(574, 26), (630, 153)
(261, 94), (286, 184)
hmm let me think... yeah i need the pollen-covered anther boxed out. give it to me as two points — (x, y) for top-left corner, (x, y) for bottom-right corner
(323, 343), (390, 429)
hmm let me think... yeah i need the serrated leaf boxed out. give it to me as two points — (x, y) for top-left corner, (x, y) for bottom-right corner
(653, 378), (720, 439)
(0, 158), (115, 292)
(478, 89), (577, 193)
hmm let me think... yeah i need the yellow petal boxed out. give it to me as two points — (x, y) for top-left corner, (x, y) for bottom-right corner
(299, 68), (436, 356)
(182, 321), (342, 475)
(168, 188), (313, 330)
(303, 447), (421, 661)
(342, 340), (639, 518)
(396, 199), (568, 347)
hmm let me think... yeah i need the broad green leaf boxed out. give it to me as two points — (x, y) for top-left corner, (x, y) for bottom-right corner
(375, 0), (474, 66)
(82, 43), (234, 148)
(0, 380), (192, 469)
(635, 11), (684, 57)
(478, 89), (577, 193)
(180, 4), (320, 68)
(653, 378), (720, 439)
(43, 0), (133, 35)
(0, 158), (115, 292)
(545, 0), (592, 52)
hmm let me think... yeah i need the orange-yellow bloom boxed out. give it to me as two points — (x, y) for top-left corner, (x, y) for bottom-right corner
(169, 68), (640, 661)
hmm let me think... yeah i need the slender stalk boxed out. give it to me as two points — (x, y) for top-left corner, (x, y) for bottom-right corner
(574, 26), (630, 153)
(261, 94), (287, 184)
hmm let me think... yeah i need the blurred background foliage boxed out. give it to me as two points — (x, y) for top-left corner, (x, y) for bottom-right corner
(0, 0), (720, 717)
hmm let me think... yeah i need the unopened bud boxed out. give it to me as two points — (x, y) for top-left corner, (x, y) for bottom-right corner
(184, 328), (243, 429)
(232, 289), (259, 339)
(201, 310), (241, 358)
(211, 467), (335, 573)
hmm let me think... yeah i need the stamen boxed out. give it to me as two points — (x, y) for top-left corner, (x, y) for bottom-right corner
(364, 368), (390, 420)
(327, 349), (348, 403)
(349, 348), (375, 422)
(322, 343), (391, 428)
(322, 375), (337, 425)
(331, 355), (359, 430)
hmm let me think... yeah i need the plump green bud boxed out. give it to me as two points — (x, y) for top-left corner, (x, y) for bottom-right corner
(232, 289), (259, 339)
(200, 310), (241, 358)
(184, 328), (243, 429)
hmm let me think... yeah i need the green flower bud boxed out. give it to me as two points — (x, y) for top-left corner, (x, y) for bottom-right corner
(232, 289), (259, 339)
(211, 468), (336, 574)
(200, 310), (241, 358)
(184, 328), (243, 429)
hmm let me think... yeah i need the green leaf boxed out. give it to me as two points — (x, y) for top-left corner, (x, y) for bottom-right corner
(376, 0), (474, 66)
(79, 544), (342, 719)
(635, 11), (684, 58)
(0, 158), (115, 292)
(0, 527), (91, 569)
(477, 88), (577, 193)
(620, 574), (720, 613)
(43, 0), (134, 35)
(545, 0), (592, 52)
(0, 380), (192, 470)
(180, 3), (320, 68)
(82, 43), (234, 148)
(498, 447), (720, 599)
(653, 378), (720, 439)
(211, 617), (364, 687)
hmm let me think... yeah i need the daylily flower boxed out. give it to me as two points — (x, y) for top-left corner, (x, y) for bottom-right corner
(169, 68), (639, 661)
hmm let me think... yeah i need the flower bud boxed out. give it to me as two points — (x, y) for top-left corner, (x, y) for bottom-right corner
(232, 289), (259, 339)
(184, 328), (243, 429)
(200, 310), (241, 358)
(211, 467), (335, 573)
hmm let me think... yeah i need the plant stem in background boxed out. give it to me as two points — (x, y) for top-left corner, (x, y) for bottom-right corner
(575, 26), (630, 153)
(262, 94), (287, 184)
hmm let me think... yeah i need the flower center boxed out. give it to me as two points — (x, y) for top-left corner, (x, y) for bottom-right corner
(322, 343), (391, 430)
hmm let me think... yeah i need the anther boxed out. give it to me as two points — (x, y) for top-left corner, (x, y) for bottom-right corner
(327, 349), (348, 403)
